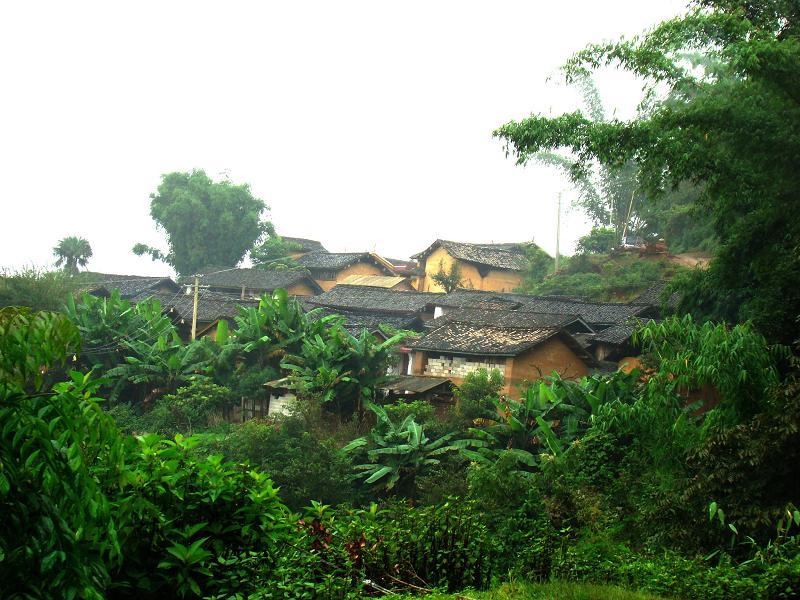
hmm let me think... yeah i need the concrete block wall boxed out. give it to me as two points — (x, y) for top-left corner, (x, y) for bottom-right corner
(424, 355), (506, 378)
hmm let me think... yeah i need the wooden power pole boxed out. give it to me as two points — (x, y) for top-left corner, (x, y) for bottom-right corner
(190, 276), (200, 340)
(555, 192), (562, 273)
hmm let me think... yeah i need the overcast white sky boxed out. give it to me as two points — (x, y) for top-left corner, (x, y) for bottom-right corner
(0, 1), (687, 277)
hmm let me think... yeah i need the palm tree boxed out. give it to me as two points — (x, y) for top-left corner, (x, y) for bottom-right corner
(53, 236), (92, 275)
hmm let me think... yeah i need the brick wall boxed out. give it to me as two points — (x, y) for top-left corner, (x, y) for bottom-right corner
(424, 354), (507, 378)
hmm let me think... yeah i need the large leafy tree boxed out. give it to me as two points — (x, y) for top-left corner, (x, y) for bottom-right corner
(495, 0), (800, 343)
(133, 170), (272, 276)
(53, 236), (92, 275)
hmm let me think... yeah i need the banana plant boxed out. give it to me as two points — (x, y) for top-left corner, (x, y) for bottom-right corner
(343, 402), (468, 493)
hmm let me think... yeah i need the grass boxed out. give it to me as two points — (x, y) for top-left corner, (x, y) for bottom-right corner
(395, 581), (665, 600)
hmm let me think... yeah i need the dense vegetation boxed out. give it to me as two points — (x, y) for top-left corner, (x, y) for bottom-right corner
(3, 1), (800, 598)
(2, 279), (799, 598)
(500, 0), (800, 345)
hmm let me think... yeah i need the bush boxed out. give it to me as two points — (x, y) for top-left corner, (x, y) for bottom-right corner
(109, 434), (291, 598)
(576, 227), (617, 255)
(207, 416), (359, 510)
(455, 368), (504, 423)
(141, 381), (233, 435)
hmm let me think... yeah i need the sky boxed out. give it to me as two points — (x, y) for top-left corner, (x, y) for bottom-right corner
(0, 1), (687, 277)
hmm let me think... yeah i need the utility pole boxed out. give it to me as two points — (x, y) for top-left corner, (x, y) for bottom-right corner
(555, 192), (562, 273)
(191, 275), (200, 341)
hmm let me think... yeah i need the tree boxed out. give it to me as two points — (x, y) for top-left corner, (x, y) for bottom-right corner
(53, 236), (92, 275)
(133, 170), (271, 276)
(250, 235), (303, 270)
(431, 260), (464, 293)
(494, 0), (800, 343)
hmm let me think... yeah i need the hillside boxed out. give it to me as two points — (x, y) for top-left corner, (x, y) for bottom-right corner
(524, 249), (712, 303)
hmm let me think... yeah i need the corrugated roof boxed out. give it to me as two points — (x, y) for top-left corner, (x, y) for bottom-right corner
(339, 274), (411, 288)
(411, 240), (533, 271)
(380, 376), (452, 394)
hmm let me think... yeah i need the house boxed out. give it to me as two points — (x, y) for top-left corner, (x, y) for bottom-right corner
(339, 274), (415, 290)
(295, 252), (399, 291)
(145, 289), (258, 341)
(427, 306), (595, 337)
(384, 258), (419, 277)
(281, 237), (327, 259)
(84, 273), (180, 300)
(411, 240), (536, 293)
(304, 284), (441, 324)
(432, 289), (646, 332)
(408, 320), (595, 398)
(193, 267), (322, 299)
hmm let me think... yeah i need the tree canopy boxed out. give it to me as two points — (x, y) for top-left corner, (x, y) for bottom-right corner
(133, 170), (272, 276)
(495, 0), (800, 344)
(53, 236), (92, 275)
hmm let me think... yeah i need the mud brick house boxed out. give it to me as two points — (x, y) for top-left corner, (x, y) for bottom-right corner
(194, 268), (322, 299)
(146, 289), (258, 341)
(409, 320), (595, 398)
(339, 274), (415, 290)
(411, 240), (536, 293)
(304, 284), (441, 325)
(296, 252), (398, 291)
(304, 285), (443, 375)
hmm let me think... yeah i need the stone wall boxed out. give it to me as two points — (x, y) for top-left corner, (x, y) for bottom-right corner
(424, 354), (506, 378)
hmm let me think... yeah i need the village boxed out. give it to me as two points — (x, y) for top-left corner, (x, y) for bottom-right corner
(83, 236), (671, 418)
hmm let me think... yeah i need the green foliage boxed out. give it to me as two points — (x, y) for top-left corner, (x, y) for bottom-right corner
(142, 381), (233, 435)
(635, 315), (786, 421)
(344, 402), (467, 494)
(109, 434), (290, 598)
(281, 320), (402, 417)
(432, 260), (464, 293)
(495, 0), (800, 343)
(454, 367), (505, 423)
(527, 253), (677, 301)
(524, 243), (554, 284)
(0, 308), (124, 599)
(206, 416), (359, 510)
(66, 291), (177, 374)
(53, 235), (93, 274)
(0, 267), (80, 312)
(576, 226), (617, 255)
(105, 335), (215, 406)
(133, 169), (271, 276)
(250, 234), (304, 270)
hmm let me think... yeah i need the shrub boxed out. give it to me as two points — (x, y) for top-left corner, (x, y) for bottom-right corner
(108, 434), (291, 598)
(454, 368), (504, 423)
(207, 416), (359, 510)
(142, 381), (233, 435)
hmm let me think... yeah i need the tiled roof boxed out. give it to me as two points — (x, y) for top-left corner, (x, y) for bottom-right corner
(410, 321), (560, 356)
(630, 281), (680, 309)
(592, 318), (659, 345)
(194, 268), (322, 294)
(296, 252), (396, 274)
(431, 308), (587, 331)
(281, 237), (327, 253)
(143, 290), (257, 323)
(380, 375), (453, 394)
(306, 284), (442, 314)
(339, 274), (411, 289)
(83, 273), (180, 299)
(432, 289), (645, 328)
(518, 298), (645, 327)
(384, 258), (419, 273)
(304, 305), (423, 335)
(411, 240), (533, 271)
